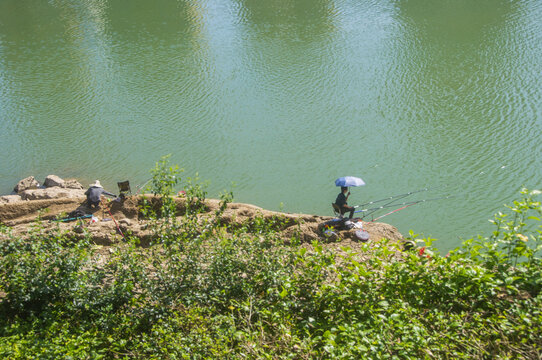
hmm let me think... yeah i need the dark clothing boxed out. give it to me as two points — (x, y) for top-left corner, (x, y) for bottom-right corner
(335, 192), (354, 219)
(85, 186), (116, 207)
(335, 192), (347, 207)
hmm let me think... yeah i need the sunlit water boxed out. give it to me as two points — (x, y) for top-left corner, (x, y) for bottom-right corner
(1, 0), (541, 251)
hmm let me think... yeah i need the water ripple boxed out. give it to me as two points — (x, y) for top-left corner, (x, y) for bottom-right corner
(0, 0), (541, 249)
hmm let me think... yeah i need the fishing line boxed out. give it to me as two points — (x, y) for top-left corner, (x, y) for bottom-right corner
(136, 178), (153, 194)
(355, 195), (453, 214)
(370, 203), (416, 222)
(355, 187), (431, 208)
(353, 195), (453, 221)
(346, 165), (504, 222)
(354, 187), (432, 219)
(369, 194), (454, 222)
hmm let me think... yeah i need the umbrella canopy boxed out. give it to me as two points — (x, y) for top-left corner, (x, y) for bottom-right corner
(335, 176), (365, 187)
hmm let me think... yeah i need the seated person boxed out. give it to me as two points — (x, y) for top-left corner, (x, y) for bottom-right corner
(85, 180), (116, 208)
(335, 186), (355, 219)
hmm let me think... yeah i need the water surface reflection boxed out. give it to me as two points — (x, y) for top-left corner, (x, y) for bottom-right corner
(0, 0), (541, 250)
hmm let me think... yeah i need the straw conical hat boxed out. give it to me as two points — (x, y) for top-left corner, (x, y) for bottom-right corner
(90, 180), (102, 188)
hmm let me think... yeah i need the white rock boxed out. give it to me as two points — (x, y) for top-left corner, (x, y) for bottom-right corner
(21, 188), (86, 200)
(0, 195), (23, 204)
(13, 176), (40, 193)
(62, 179), (84, 189)
(44, 175), (65, 188)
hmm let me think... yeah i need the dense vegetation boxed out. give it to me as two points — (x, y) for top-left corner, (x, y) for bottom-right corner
(1, 157), (541, 359)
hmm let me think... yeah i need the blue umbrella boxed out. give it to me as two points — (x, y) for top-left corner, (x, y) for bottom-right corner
(335, 176), (365, 187)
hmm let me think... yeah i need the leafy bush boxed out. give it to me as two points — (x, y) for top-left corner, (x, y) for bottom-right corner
(0, 160), (540, 359)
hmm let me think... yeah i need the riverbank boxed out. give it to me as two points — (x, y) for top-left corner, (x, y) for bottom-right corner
(0, 175), (404, 249)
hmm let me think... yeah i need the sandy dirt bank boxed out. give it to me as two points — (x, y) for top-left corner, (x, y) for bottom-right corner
(0, 192), (404, 251)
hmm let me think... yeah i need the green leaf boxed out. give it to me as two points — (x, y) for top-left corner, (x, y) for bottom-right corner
(378, 300), (389, 308)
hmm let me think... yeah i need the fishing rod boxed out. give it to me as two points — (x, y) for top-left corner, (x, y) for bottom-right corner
(355, 195), (453, 219)
(355, 187), (431, 208)
(370, 203), (416, 222)
(354, 196), (452, 214)
(354, 187), (445, 219)
(51, 214), (93, 223)
(136, 178), (153, 194)
(101, 198), (126, 241)
(364, 192), (420, 218)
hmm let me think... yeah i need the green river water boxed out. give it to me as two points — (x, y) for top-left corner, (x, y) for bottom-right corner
(1, 0), (541, 251)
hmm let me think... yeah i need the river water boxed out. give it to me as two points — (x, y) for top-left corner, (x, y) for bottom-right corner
(1, 0), (541, 251)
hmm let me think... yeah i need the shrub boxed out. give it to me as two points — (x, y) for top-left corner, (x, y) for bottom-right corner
(0, 160), (540, 359)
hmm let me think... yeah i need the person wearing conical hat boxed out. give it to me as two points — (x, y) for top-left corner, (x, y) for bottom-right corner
(85, 180), (116, 209)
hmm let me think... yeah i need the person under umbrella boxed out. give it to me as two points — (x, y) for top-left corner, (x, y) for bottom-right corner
(333, 176), (365, 219)
(335, 186), (355, 219)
